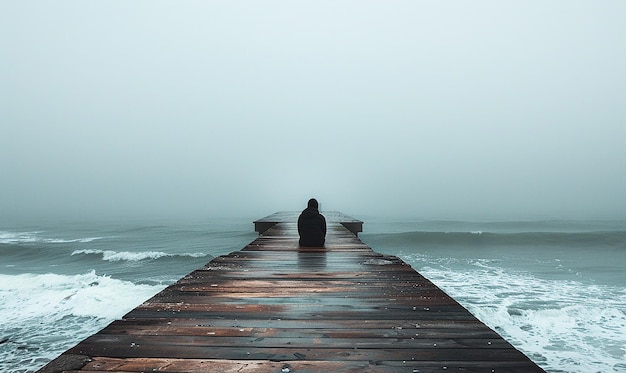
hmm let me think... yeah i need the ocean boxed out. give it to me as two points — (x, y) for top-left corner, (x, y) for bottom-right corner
(1, 214), (624, 372)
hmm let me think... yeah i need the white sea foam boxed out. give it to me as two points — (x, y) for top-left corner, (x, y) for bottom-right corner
(71, 249), (207, 262)
(401, 254), (626, 372)
(0, 271), (164, 373)
(0, 231), (105, 244)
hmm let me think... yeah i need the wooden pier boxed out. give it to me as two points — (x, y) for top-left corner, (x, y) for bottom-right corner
(39, 212), (545, 373)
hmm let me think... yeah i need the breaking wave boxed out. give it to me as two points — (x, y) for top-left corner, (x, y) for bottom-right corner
(0, 231), (104, 244)
(0, 271), (164, 373)
(71, 249), (210, 262)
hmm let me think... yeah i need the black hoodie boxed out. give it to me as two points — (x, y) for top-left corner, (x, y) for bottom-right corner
(297, 207), (327, 247)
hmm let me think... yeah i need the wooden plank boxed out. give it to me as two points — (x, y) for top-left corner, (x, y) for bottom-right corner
(99, 324), (504, 339)
(38, 213), (545, 373)
(74, 357), (543, 373)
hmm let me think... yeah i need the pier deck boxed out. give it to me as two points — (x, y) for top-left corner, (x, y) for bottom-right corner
(39, 212), (545, 372)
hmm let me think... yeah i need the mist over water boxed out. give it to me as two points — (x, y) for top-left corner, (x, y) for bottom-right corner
(1, 1), (626, 221)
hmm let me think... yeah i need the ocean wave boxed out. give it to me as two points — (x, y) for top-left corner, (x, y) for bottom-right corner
(71, 249), (210, 262)
(406, 256), (626, 373)
(0, 270), (163, 320)
(0, 271), (164, 373)
(0, 231), (105, 244)
(363, 230), (626, 248)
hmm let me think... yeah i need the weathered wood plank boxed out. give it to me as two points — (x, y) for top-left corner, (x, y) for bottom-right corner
(105, 317), (491, 330)
(67, 341), (535, 361)
(99, 324), (503, 339)
(38, 212), (545, 373)
(74, 357), (544, 373)
(71, 333), (516, 350)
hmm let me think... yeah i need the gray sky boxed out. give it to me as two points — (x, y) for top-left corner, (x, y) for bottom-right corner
(2, 1), (625, 220)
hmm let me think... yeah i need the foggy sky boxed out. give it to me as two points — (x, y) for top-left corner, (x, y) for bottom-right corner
(2, 1), (625, 221)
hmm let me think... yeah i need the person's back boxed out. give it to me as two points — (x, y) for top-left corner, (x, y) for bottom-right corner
(297, 198), (326, 247)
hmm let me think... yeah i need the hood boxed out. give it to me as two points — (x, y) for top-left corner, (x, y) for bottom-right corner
(301, 207), (319, 218)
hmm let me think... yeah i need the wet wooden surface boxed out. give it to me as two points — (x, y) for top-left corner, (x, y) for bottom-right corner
(39, 212), (545, 372)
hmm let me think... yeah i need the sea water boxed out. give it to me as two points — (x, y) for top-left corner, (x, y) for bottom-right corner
(1, 215), (624, 372)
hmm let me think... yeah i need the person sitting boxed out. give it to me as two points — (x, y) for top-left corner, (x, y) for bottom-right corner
(297, 198), (326, 247)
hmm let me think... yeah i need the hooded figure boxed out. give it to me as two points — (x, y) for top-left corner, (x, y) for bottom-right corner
(297, 198), (327, 247)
